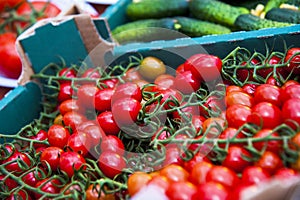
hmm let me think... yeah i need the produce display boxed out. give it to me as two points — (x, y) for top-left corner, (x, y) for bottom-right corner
(110, 0), (300, 44)
(1, 41), (300, 200)
(0, 0), (61, 79)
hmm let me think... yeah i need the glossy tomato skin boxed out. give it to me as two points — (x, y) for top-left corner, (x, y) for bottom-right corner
(255, 151), (284, 175)
(284, 47), (300, 74)
(40, 146), (63, 171)
(241, 166), (270, 186)
(94, 88), (114, 112)
(97, 111), (120, 135)
(174, 70), (201, 94)
(192, 182), (229, 200)
(59, 151), (86, 178)
(0, 0), (24, 11)
(47, 124), (70, 149)
(226, 104), (252, 128)
(184, 54), (222, 82)
(6, 189), (32, 200)
(157, 88), (183, 109)
(29, 129), (48, 149)
(189, 161), (213, 185)
(253, 129), (282, 154)
(58, 83), (74, 103)
(34, 178), (61, 199)
(138, 56), (166, 81)
(282, 84), (300, 100)
(225, 91), (254, 107)
(166, 181), (197, 200)
(98, 151), (126, 179)
(3, 152), (31, 173)
(160, 164), (189, 182)
(58, 68), (76, 84)
(77, 84), (99, 109)
(100, 135), (125, 155)
(154, 74), (175, 90)
(282, 98), (300, 129)
(0, 33), (22, 79)
(222, 146), (252, 173)
(59, 99), (80, 115)
(127, 172), (152, 197)
(63, 111), (87, 131)
(66, 131), (92, 156)
(253, 84), (282, 107)
(111, 97), (142, 126)
(112, 82), (142, 103)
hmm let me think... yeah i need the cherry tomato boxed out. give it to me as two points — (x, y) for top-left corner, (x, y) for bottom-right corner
(154, 74), (176, 90)
(82, 124), (106, 147)
(226, 85), (243, 94)
(0, 0), (24, 11)
(255, 151), (284, 175)
(206, 165), (240, 189)
(166, 181), (197, 200)
(77, 84), (99, 109)
(222, 146), (252, 173)
(282, 84), (300, 101)
(22, 167), (45, 187)
(253, 129), (283, 154)
(218, 127), (245, 148)
(63, 111), (87, 131)
(162, 147), (185, 166)
(98, 151), (126, 179)
(160, 164), (189, 182)
(0, 174), (18, 190)
(172, 103), (200, 122)
(127, 172), (152, 197)
(40, 146), (63, 171)
(253, 84), (282, 107)
(241, 166), (270, 186)
(192, 182), (229, 200)
(100, 78), (119, 89)
(85, 184), (115, 200)
(258, 55), (286, 78)
(81, 68), (101, 80)
(226, 104), (251, 128)
(6, 189), (32, 200)
(59, 99), (80, 115)
(156, 88), (183, 109)
(58, 68), (76, 84)
(282, 98), (300, 130)
(138, 56), (166, 81)
(284, 47), (300, 75)
(225, 91), (254, 107)
(0, 32), (22, 79)
(97, 111), (120, 135)
(111, 82), (142, 103)
(242, 83), (257, 96)
(111, 97), (142, 126)
(147, 175), (170, 193)
(47, 124), (70, 149)
(59, 151), (86, 178)
(94, 88), (114, 112)
(29, 129), (48, 149)
(184, 54), (222, 82)
(200, 95), (226, 117)
(174, 70), (201, 94)
(189, 161), (213, 185)
(191, 115), (206, 134)
(58, 83), (74, 103)
(249, 102), (282, 129)
(34, 178), (61, 199)
(100, 135), (125, 155)
(66, 131), (92, 156)
(3, 151), (31, 173)
(274, 168), (299, 179)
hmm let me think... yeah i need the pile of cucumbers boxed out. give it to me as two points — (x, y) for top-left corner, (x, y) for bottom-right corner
(111, 0), (300, 44)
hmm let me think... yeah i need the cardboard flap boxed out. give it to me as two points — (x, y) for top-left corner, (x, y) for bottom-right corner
(16, 14), (115, 85)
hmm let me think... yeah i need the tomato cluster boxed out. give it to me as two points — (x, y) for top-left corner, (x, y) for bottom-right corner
(0, 0), (61, 79)
(1, 47), (300, 200)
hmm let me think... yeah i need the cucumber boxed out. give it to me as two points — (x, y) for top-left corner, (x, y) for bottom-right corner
(189, 0), (250, 27)
(174, 17), (231, 37)
(265, 8), (300, 23)
(264, 0), (288, 13)
(126, 0), (189, 21)
(234, 14), (293, 31)
(111, 18), (177, 44)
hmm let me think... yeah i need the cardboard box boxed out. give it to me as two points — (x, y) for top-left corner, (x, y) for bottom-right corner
(2, 14), (300, 199)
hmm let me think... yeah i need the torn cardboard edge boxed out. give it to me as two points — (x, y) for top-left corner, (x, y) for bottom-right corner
(16, 14), (115, 86)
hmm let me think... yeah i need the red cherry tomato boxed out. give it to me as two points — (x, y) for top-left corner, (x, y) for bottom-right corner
(34, 178), (61, 199)
(192, 182), (229, 200)
(189, 161), (213, 185)
(226, 104), (252, 128)
(253, 129), (283, 154)
(241, 166), (270, 186)
(284, 47), (300, 75)
(40, 146), (63, 171)
(97, 111), (120, 135)
(58, 82), (74, 103)
(94, 88), (114, 112)
(98, 151), (126, 179)
(3, 152), (31, 173)
(29, 129), (48, 149)
(111, 82), (142, 103)
(47, 124), (71, 149)
(100, 135), (125, 155)
(166, 181), (197, 200)
(222, 146), (252, 173)
(282, 84), (300, 101)
(253, 84), (282, 107)
(174, 70), (201, 94)
(77, 84), (99, 109)
(59, 151), (86, 178)
(282, 98), (300, 129)
(255, 151), (284, 175)
(184, 54), (222, 82)
(160, 164), (189, 182)
(0, 0), (24, 12)
(0, 32), (22, 79)
(225, 91), (254, 107)
(66, 131), (92, 156)
(63, 111), (87, 131)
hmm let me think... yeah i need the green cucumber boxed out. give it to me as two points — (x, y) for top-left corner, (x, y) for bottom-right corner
(126, 0), (189, 21)
(264, 0), (288, 13)
(111, 18), (177, 44)
(174, 17), (231, 37)
(234, 14), (293, 30)
(189, 0), (250, 27)
(265, 8), (300, 23)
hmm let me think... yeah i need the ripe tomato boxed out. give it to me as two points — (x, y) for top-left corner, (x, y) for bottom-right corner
(184, 54), (222, 82)
(189, 161), (213, 185)
(16, 1), (61, 29)
(147, 175), (170, 193)
(40, 146), (63, 171)
(58, 82), (74, 103)
(138, 56), (166, 81)
(59, 99), (80, 115)
(85, 184), (115, 200)
(58, 68), (76, 84)
(156, 88), (183, 109)
(111, 82), (142, 103)
(192, 182), (229, 200)
(253, 129), (283, 154)
(63, 111), (87, 131)
(77, 84), (99, 109)
(226, 104), (251, 128)
(282, 84), (300, 101)
(47, 124), (70, 149)
(253, 84), (282, 107)
(200, 95), (226, 117)
(29, 129), (48, 149)
(97, 111), (120, 135)
(81, 68), (101, 80)
(81, 124), (106, 147)
(249, 102), (282, 129)
(111, 97), (142, 126)
(22, 167), (45, 187)
(160, 164), (189, 182)
(0, 32), (22, 79)
(98, 151), (126, 179)
(174, 70), (201, 94)
(154, 74), (175, 90)
(166, 181), (197, 200)
(284, 47), (300, 75)
(100, 135), (125, 155)
(3, 151), (31, 173)
(162, 147), (185, 167)
(0, 174), (18, 190)
(282, 98), (300, 129)
(274, 168), (299, 179)
(6, 189), (32, 200)
(34, 178), (61, 199)
(94, 88), (114, 112)
(127, 172), (152, 197)
(218, 127), (245, 148)
(0, 0), (24, 12)
(66, 131), (92, 156)
(222, 146), (252, 173)
(242, 83), (257, 96)
(258, 55), (286, 78)
(225, 91), (254, 107)
(241, 166), (270, 186)
(59, 151), (86, 178)
(255, 151), (284, 175)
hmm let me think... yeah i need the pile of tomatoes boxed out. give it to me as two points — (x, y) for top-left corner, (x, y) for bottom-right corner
(0, 0), (61, 79)
(1, 45), (300, 200)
